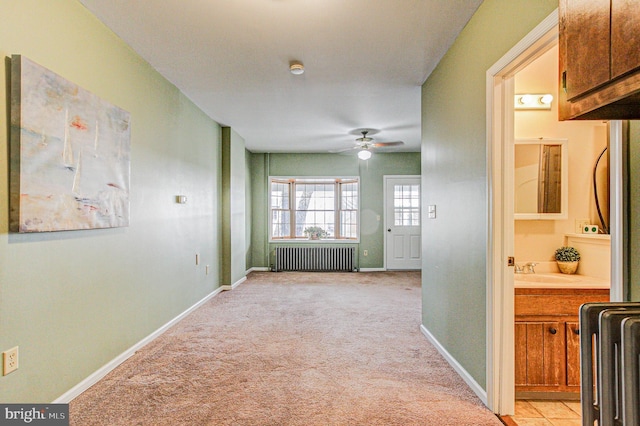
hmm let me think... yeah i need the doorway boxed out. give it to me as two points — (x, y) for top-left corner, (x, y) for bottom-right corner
(384, 175), (421, 270)
(485, 10), (625, 415)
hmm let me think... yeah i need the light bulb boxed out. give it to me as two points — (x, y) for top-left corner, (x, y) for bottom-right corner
(519, 95), (533, 105)
(540, 94), (553, 105)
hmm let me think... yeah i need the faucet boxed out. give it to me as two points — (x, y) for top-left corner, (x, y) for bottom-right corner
(524, 262), (538, 274)
(514, 263), (524, 274)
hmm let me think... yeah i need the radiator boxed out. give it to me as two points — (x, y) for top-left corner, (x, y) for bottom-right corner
(621, 317), (640, 426)
(274, 246), (356, 272)
(579, 302), (640, 426)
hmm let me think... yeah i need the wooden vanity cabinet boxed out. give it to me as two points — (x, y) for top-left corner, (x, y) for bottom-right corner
(565, 321), (581, 387)
(515, 321), (564, 388)
(559, 0), (640, 120)
(514, 288), (609, 395)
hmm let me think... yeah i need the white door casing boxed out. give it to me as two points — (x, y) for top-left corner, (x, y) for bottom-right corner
(384, 176), (421, 270)
(486, 12), (559, 414)
(486, 9), (624, 415)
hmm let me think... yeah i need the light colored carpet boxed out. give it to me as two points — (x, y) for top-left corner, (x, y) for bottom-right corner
(70, 271), (502, 425)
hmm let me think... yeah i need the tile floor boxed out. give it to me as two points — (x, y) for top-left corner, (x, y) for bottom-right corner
(510, 400), (582, 426)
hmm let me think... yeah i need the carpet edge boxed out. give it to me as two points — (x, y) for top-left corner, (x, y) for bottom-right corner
(419, 324), (489, 407)
(52, 285), (226, 403)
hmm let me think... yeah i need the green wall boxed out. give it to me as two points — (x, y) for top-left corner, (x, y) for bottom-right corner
(0, 0), (221, 402)
(249, 154), (269, 268)
(420, 0), (557, 390)
(221, 128), (247, 285)
(630, 121), (640, 301)
(245, 149), (253, 269)
(249, 152), (420, 269)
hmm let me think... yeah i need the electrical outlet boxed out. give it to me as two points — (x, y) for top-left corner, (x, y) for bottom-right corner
(363, 250), (368, 257)
(575, 218), (590, 234)
(3, 346), (18, 376)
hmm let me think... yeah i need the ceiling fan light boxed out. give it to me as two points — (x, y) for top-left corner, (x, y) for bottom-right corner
(358, 149), (372, 160)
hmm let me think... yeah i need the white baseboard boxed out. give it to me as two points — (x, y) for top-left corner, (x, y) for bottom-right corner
(53, 286), (225, 403)
(246, 267), (270, 274)
(220, 275), (246, 291)
(420, 324), (488, 406)
(359, 268), (386, 272)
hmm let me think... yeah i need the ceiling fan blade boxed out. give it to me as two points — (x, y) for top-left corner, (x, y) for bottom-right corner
(372, 141), (404, 147)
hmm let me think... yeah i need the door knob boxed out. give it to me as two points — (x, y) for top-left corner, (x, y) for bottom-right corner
(387, 228), (391, 232)
(549, 328), (557, 335)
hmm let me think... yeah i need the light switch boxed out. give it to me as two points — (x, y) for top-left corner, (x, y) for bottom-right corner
(427, 205), (436, 219)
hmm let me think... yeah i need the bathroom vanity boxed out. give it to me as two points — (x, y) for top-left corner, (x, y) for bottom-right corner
(514, 277), (609, 397)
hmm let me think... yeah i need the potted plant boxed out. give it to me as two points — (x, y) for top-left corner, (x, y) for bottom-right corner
(304, 226), (328, 240)
(555, 246), (580, 274)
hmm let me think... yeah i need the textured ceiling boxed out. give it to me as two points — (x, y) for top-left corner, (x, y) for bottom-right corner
(79, 0), (482, 153)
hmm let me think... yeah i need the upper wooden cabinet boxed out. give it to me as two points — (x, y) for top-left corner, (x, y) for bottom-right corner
(563, 0), (610, 100)
(611, 0), (640, 79)
(559, 0), (640, 120)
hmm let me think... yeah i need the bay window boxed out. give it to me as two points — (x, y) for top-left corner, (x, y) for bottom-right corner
(269, 177), (359, 241)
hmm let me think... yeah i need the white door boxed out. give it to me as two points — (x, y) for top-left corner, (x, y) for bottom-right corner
(385, 176), (421, 270)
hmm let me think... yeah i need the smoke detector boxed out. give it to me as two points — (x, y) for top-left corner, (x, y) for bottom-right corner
(290, 62), (304, 75)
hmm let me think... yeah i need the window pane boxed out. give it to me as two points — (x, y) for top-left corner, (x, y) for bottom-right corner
(271, 182), (289, 209)
(271, 210), (290, 238)
(340, 210), (357, 239)
(295, 183), (335, 237)
(297, 184), (334, 211)
(393, 184), (420, 226)
(341, 182), (358, 210)
(339, 182), (358, 239)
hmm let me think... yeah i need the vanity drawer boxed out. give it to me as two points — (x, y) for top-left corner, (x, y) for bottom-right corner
(515, 288), (610, 317)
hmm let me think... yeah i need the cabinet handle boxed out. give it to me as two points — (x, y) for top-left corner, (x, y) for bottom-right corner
(549, 327), (557, 335)
(573, 328), (580, 335)
(562, 71), (567, 93)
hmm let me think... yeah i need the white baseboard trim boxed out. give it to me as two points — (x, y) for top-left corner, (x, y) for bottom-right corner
(420, 324), (488, 406)
(53, 285), (225, 403)
(246, 266), (270, 274)
(359, 268), (386, 272)
(220, 275), (247, 291)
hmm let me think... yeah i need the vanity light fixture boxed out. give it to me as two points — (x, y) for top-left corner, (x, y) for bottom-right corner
(514, 93), (554, 110)
(289, 62), (304, 75)
(357, 148), (372, 160)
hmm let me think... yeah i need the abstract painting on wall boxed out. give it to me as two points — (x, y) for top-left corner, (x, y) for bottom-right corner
(9, 55), (131, 232)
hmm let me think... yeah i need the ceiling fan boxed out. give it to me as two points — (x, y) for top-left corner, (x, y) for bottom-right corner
(330, 130), (404, 159)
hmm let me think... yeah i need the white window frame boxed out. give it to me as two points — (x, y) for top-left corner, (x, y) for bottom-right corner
(268, 176), (360, 243)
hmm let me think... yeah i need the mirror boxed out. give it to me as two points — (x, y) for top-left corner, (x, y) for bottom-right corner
(514, 138), (568, 220)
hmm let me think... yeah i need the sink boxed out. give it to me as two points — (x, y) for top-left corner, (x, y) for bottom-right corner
(514, 273), (576, 284)
(513, 272), (609, 289)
